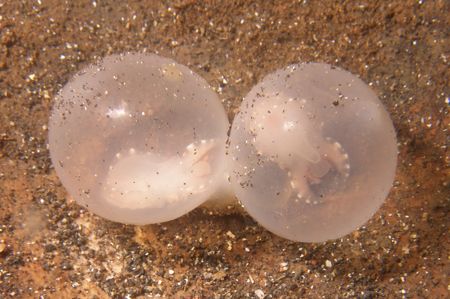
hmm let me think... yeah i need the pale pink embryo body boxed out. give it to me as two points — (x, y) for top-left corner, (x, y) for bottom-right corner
(229, 63), (398, 242)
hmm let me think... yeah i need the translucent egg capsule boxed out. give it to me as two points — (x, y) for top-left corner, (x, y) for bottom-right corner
(229, 63), (397, 242)
(49, 53), (229, 224)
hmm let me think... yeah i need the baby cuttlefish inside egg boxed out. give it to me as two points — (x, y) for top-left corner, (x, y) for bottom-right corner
(103, 139), (215, 209)
(229, 62), (397, 242)
(248, 93), (351, 203)
(48, 53), (229, 224)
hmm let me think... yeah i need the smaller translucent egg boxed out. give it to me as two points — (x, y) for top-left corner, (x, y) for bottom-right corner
(49, 53), (229, 224)
(229, 63), (398, 242)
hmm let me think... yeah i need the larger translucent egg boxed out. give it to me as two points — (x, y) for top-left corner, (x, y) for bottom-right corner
(49, 53), (229, 224)
(229, 63), (397, 242)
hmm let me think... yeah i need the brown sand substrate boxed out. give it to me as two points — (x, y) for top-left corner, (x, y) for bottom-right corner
(0, 1), (448, 298)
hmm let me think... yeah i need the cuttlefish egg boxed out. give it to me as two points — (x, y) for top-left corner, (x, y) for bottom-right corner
(48, 53), (229, 224)
(229, 62), (397, 242)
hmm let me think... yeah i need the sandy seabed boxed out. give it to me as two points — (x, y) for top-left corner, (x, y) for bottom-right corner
(0, 1), (448, 298)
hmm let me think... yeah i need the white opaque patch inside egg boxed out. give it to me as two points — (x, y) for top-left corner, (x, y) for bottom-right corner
(48, 53), (229, 224)
(103, 139), (215, 209)
(229, 62), (398, 242)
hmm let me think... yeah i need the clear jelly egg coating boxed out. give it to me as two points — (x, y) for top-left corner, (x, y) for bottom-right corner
(229, 63), (397, 242)
(49, 53), (229, 224)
